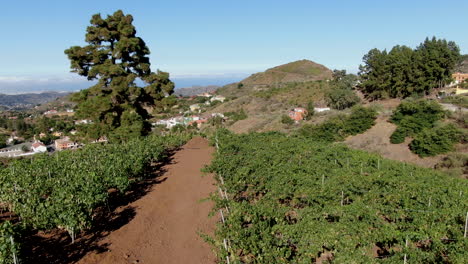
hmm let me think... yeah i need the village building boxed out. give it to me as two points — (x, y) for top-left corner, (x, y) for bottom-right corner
(315, 107), (331, 113)
(289, 107), (308, 121)
(211, 113), (225, 118)
(75, 119), (93, 125)
(210, 95), (226, 103)
(91, 136), (108, 144)
(55, 137), (79, 151)
(189, 104), (201, 112)
(31, 141), (47, 153)
(450, 73), (468, 95)
(52, 131), (63, 137)
(197, 93), (213, 98)
(43, 109), (58, 115)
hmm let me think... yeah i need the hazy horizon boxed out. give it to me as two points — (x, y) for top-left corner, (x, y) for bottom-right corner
(1, 1), (468, 95)
(0, 75), (248, 95)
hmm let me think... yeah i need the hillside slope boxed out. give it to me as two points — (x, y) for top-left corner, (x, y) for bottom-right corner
(455, 54), (468, 73)
(206, 60), (334, 132)
(241, 59), (332, 86)
(217, 59), (332, 98)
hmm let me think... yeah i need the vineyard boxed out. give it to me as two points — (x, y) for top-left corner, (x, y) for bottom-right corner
(207, 129), (468, 263)
(0, 134), (190, 264)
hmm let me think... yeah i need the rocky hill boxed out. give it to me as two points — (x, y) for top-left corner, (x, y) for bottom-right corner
(240, 59), (332, 86)
(217, 59), (333, 98)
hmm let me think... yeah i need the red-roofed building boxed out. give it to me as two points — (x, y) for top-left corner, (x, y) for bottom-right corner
(32, 142), (47, 153)
(288, 107), (308, 121)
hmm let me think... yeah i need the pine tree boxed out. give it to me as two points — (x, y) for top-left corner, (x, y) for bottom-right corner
(65, 10), (174, 141)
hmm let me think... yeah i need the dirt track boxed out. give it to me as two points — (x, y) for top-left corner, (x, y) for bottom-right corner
(77, 137), (217, 264)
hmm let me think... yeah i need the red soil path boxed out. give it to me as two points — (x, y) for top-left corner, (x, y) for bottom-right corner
(77, 137), (217, 264)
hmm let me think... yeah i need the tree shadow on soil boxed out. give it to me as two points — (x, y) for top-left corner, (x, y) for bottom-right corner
(20, 149), (180, 264)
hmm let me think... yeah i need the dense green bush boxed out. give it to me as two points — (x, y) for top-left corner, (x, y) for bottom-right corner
(298, 106), (377, 141)
(325, 88), (361, 110)
(299, 115), (346, 141)
(343, 106), (377, 135)
(389, 127), (407, 144)
(281, 114), (295, 125)
(409, 124), (462, 157)
(390, 99), (445, 143)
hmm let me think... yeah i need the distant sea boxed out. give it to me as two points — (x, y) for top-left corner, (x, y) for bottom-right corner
(0, 76), (247, 95)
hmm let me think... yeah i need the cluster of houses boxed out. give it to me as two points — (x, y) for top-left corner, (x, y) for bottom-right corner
(153, 113), (226, 129)
(188, 95), (226, 113)
(43, 109), (74, 116)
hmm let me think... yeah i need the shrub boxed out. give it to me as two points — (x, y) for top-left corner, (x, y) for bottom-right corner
(390, 99), (445, 144)
(343, 106), (377, 135)
(304, 101), (315, 120)
(391, 99), (444, 125)
(299, 115), (346, 142)
(298, 107), (377, 142)
(409, 124), (462, 157)
(390, 127), (407, 144)
(281, 114), (295, 125)
(326, 88), (361, 110)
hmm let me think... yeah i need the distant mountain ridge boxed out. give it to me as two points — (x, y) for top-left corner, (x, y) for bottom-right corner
(174, 85), (220, 97)
(0, 92), (71, 110)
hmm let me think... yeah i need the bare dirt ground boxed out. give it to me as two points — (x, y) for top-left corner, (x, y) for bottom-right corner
(75, 137), (217, 264)
(344, 117), (442, 168)
(23, 137), (218, 264)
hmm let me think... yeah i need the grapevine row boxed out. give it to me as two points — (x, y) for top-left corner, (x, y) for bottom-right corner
(0, 134), (190, 264)
(207, 129), (468, 263)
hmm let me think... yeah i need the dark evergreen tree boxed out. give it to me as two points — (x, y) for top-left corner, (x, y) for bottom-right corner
(358, 37), (460, 99)
(65, 10), (174, 140)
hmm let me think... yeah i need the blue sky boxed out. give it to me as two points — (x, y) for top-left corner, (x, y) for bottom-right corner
(1, 0), (468, 93)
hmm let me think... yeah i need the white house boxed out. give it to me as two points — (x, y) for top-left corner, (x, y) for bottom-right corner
(31, 142), (47, 153)
(190, 104), (201, 112)
(154, 116), (185, 129)
(210, 95), (226, 103)
(75, 119), (93, 125)
(315, 107), (331, 113)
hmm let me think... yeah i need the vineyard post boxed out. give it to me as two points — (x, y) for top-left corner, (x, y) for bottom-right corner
(220, 209), (225, 224)
(321, 174), (325, 187)
(10, 236), (18, 264)
(403, 237), (408, 264)
(428, 197), (431, 207)
(215, 132), (219, 154)
(341, 191), (344, 206)
(464, 212), (467, 238)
